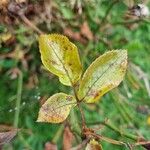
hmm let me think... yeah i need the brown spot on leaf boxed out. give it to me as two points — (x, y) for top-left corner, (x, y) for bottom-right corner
(63, 46), (68, 50)
(66, 96), (73, 101)
(120, 60), (127, 68)
(94, 92), (100, 99)
(68, 63), (72, 66)
(51, 60), (58, 65)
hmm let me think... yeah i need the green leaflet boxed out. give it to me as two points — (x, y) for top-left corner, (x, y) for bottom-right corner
(39, 34), (82, 86)
(78, 50), (128, 103)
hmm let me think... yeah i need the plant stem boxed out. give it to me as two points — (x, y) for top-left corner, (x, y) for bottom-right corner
(69, 109), (82, 140)
(91, 133), (125, 146)
(113, 19), (141, 25)
(113, 19), (150, 25)
(19, 14), (44, 35)
(72, 84), (79, 102)
(77, 103), (86, 129)
(72, 84), (87, 131)
(14, 71), (23, 128)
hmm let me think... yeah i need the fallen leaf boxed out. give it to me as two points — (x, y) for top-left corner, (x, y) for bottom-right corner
(0, 130), (17, 146)
(63, 126), (74, 150)
(0, 125), (15, 132)
(45, 142), (58, 150)
(0, 0), (9, 9)
(25, 74), (38, 89)
(80, 21), (94, 40)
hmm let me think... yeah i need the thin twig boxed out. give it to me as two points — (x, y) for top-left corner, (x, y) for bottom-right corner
(19, 14), (44, 35)
(134, 141), (150, 146)
(14, 71), (23, 128)
(112, 17), (150, 25)
(77, 103), (86, 130)
(113, 19), (142, 25)
(90, 132), (125, 146)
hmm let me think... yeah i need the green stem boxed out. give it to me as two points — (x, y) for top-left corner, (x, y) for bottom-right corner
(14, 71), (23, 128)
(77, 103), (86, 129)
(72, 84), (87, 131)
(113, 19), (141, 25)
(113, 18), (150, 25)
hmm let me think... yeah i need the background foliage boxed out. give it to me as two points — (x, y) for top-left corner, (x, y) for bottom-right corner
(0, 0), (150, 149)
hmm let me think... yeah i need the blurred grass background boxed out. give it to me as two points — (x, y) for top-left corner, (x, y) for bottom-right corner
(0, 0), (150, 149)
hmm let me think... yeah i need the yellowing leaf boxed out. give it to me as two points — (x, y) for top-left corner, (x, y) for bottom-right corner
(39, 34), (82, 86)
(86, 139), (103, 150)
(37, 93), (76, 123)
(78, 50), (127, 103)
(147, 116), (150, 125)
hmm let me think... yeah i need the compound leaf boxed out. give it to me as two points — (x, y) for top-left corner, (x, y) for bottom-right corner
(37, 93), (76, 123)
(39, 34), (82, 86)
(78, 50), (127, 103)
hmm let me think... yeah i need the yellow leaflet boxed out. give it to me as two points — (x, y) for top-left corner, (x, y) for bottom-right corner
(37, 93), (76, 123)
(39, 34), (82, 86)
(86, 139), (103, 150)
(147, 116), (150, 125)
(78, 50), (127, 103)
